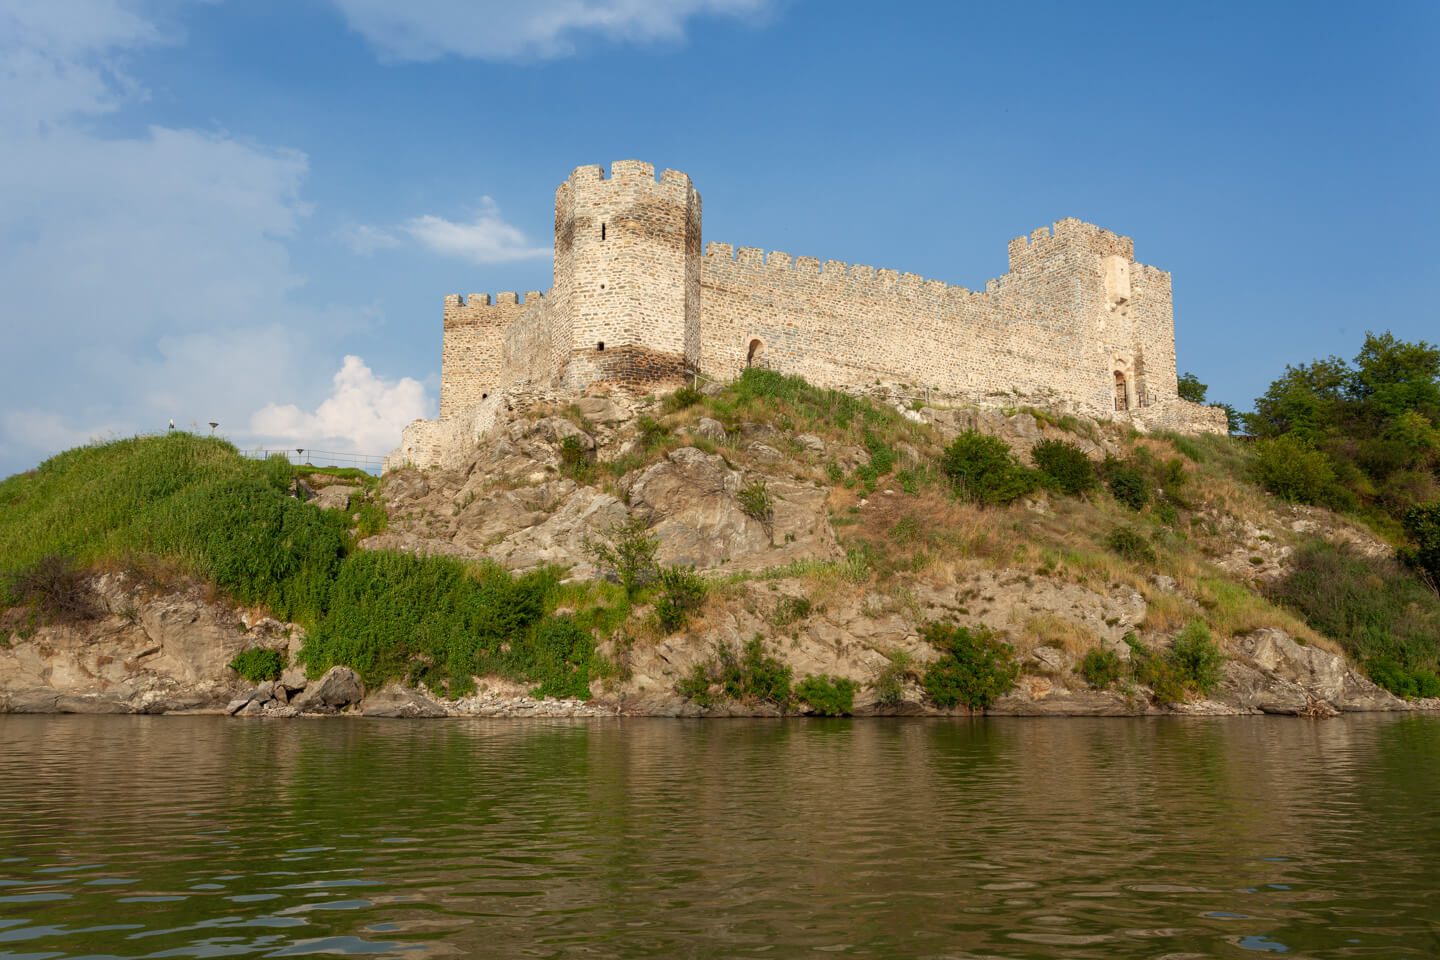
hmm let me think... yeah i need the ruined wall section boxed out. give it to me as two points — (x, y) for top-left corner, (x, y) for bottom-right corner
(501, 293), (557, 388)
(439, 293), (535, 418)
(554, 161), (701, 390)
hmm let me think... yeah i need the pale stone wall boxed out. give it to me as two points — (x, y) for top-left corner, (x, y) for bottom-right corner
(696, 218), (1185, 423)
(439, 293), (536, 417)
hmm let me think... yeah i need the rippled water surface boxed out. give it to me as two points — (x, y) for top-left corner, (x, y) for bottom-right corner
(1, 716), (1438, 958)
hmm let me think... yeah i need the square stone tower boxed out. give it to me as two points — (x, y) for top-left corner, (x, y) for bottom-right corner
(551, 161), (702, 390)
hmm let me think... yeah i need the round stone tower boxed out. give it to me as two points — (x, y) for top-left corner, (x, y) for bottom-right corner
(551, 160), (702, 390)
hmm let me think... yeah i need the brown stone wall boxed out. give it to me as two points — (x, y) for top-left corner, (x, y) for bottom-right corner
(439, 292), (535, 418)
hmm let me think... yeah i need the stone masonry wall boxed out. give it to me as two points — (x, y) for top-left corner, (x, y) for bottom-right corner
(697, 218), (1182, 422)
(439, 293), (535, 417)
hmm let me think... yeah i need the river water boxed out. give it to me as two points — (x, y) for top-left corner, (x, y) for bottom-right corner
(0, 715), (1436, 959)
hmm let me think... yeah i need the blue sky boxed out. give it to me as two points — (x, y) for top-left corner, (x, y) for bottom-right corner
(2, 0), (1436, 474)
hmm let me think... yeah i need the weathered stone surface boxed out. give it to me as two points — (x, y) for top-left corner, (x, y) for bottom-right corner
(1220, 629), (1405, 713)
(363, 685), (448, 719)
(290, 667), (364, 714)
(693, 417), (728, 442)
(310, 484), (354, 511)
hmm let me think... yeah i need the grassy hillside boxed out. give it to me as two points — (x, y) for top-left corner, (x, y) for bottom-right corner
(0, 433), (613, 698)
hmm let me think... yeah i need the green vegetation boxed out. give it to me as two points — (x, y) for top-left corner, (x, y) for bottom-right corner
(919, 622), (1019, 711)
(229, 647), (284, 684)
(654, 565), (706, 634)
(796, 674), (858, 715)
(1245, 331), (1439, 530)
(1102, 456), (1150, 511)
(1400, 501), (1440, 591)
(1105, 526), (1157, 565)
(1177, 372), (1208, 404)
(1125, 625), (1223, 704)
(770, 595), (812, 627)
(940, 431), (1036, 505)
(737, 478), (774, 530)
(677, 636), (793, 709)
(558, 434), (596, 484)
(583, 516), (660, 599)
(1078, 647), (1123, 689)
(871, 651), (913, 706)
(664, 385), (704, 413)
(1269, 540), (1440, 698)
(0, 434), (611, 700)
(1031, 438), (1097, 496)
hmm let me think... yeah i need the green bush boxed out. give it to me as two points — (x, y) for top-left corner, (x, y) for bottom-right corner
(1105, 526), (1157, 564)
(654, 565), (706, 633)
(583, 516), (660, 599)
(1031, 439), (1097, 496)
(940, 431), (1036, 505)
(1400, 501), (1440, 591)
(1269, 539), (1440, 697)
(871, 651), (913, 706)
(919, 622), (1019, 711)
(558, 435), (595, 483)
(1078, 647), (1123, 689)
(796, 674), (858, 716)
(3, 554), (99, 622)
(1169, 621), (1224, 695)
(664, 386), (703, 412)
(514, 616), (596, 700)
(1103, 457), (1150, 510)
(229, 647), (284, 684)
(636, 416), (669, 450)
(354, 500), (388, 538)
(1250, 436), (1344, 506)
(678, 635), (793, 709)
(737, 478), (774, 530)
(770, 595), (812, 627)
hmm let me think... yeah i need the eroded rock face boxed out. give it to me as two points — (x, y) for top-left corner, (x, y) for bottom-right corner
(290, 666), (364, 714)
(363, 684), (447, 719)
(0, 573), (270, 714)
(1220, 629), (1405, 714)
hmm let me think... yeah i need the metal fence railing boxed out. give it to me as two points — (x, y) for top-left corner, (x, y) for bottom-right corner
(242, 448), (386, 474)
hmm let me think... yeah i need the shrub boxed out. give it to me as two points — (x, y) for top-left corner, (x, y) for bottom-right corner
(1103, 457), (1150, 510)
(796, 675), (858, 716)
(665, 386), (703, 413)
(636, 416), (669, 450)
(654, 565), (706, 633)
(737, 478), (774, 531)
(1105, 526), (1157, 564)
(583, 516), (660, 599)
(770, 595), (812, 627)
(229, 647), (284, 684)
(1031, 439), (1097, 496)
(1250, 436), (1343, 506)
(920, 622), (1019, 711)
(558, 435), (595, 483)
(4, 554), (99, 622)
(678, 635), (793, 708)
(1400, 501), (1440, 592)
(1078, 647), (1123, 689)
(871, 651), (914, 706)
(1169, 621), (1224, 695)
(940, 431), (1036, 505)
(515, 616), (596, 700)
(354, 500), (388, 538)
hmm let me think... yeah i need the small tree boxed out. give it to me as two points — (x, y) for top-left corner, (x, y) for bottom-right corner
(1401, 501), (1440, 594)
(583, 516), (659, 599)
(654, 565), (707, 633)
(1177, 372), (1208, 404)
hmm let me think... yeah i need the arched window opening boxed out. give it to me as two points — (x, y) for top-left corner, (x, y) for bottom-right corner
(1114, 371), (1129, 412)
(482, 392), (488, 400)
(746, 338), (764, 367)
(597, 341), (605, 352)
(601, 222), (606, 241)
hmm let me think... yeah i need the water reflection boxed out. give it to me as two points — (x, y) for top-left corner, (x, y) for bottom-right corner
(0, 715), (1437, 958)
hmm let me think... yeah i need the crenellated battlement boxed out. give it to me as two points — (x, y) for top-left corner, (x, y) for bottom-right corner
(1007, 218), (1135, 273)
(400, 161), (1220, 471)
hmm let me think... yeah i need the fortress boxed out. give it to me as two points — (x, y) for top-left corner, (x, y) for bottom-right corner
(390, 160), (1225, 470)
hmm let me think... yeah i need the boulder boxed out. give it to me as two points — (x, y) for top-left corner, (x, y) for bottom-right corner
(794, 433), (825, 454)
(363, 685), (448, 719)
(694, 417), (728, 442)
(311, 484), (354, 511)
(290, 666), (364, 714)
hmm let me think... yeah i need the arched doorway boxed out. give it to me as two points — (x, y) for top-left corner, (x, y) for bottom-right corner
(746, 338), (765, 367)
(1114, 370), (1129, 412)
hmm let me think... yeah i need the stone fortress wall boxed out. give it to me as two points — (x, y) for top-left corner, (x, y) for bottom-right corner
(390, 161), (1224, 471)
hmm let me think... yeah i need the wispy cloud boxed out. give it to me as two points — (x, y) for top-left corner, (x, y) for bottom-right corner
(328, 0), (775, 62)
(344, 198), (550, 264)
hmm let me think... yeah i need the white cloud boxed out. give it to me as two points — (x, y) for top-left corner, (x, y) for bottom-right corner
(402, 198), (550, 263)
(328, 0), (774, 62)
(249, 356), (432, 455)
(0, 0), (375, 475)
(342, 197), (550, 264)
